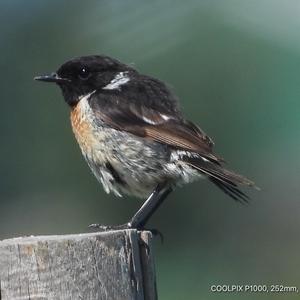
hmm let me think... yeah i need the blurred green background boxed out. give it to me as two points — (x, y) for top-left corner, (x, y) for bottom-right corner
(1, 0), (300, 299)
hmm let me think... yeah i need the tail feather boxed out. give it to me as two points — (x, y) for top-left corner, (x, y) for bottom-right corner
(209, 177), (249, 204)
(183, 156), (256, 203)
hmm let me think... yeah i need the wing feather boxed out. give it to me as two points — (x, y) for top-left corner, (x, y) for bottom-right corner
(90, 92), (222, 163)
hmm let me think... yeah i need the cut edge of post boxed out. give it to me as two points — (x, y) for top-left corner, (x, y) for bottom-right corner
(139, 231), (157, 300)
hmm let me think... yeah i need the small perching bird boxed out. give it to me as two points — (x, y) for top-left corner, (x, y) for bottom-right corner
(35, 55), (257, 230)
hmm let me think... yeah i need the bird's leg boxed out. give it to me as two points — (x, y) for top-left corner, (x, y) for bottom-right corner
(89, 183), (172, 233)
(129, 183), (172, 229)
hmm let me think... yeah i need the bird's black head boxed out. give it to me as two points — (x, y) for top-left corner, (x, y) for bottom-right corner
(35, 55), (135, 106)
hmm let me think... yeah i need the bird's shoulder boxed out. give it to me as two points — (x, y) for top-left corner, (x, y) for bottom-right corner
(99, 71), (182, 116)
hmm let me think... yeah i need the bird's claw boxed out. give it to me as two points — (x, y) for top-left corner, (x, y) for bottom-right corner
(88, 223), (164, 242)
(88, 223), (131, 231)
(146, 228), (164, 243)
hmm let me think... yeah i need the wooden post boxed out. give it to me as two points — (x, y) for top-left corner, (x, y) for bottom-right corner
(0, 229), (157, 300)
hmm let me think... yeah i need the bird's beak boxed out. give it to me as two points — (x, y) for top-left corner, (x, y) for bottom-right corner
(34, 72), (70, 83)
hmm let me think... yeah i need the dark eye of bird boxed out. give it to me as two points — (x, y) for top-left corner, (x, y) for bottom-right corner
(78, 67), (91, 80)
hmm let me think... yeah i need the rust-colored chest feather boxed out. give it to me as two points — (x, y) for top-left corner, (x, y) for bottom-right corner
(70, 99), (99, 156)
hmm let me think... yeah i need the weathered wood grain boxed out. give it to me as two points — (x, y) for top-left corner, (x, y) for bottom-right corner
(0, 229), (156, 300)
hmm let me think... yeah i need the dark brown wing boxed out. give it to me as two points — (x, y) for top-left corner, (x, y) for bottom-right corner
(89, 92), (222, 163)
(144, 122), (216, 158)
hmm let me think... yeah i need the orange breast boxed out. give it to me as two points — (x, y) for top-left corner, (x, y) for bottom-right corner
(70, 102), (97, 156)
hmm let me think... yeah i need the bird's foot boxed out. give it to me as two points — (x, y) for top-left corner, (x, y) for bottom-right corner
(88, 223), (164, 242)
(88, 223), (132, 231)
(143, 228), (164, 243)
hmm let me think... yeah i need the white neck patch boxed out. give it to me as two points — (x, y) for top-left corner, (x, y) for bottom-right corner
(78, 89), (96, 102)
(77, 90), (97, 120)
(103, 71), (130, 90)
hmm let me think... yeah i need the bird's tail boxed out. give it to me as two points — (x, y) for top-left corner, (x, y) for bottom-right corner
(183, 156), (257, 203)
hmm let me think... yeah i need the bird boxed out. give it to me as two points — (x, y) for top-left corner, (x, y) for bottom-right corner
(34, 55), (257, 231)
